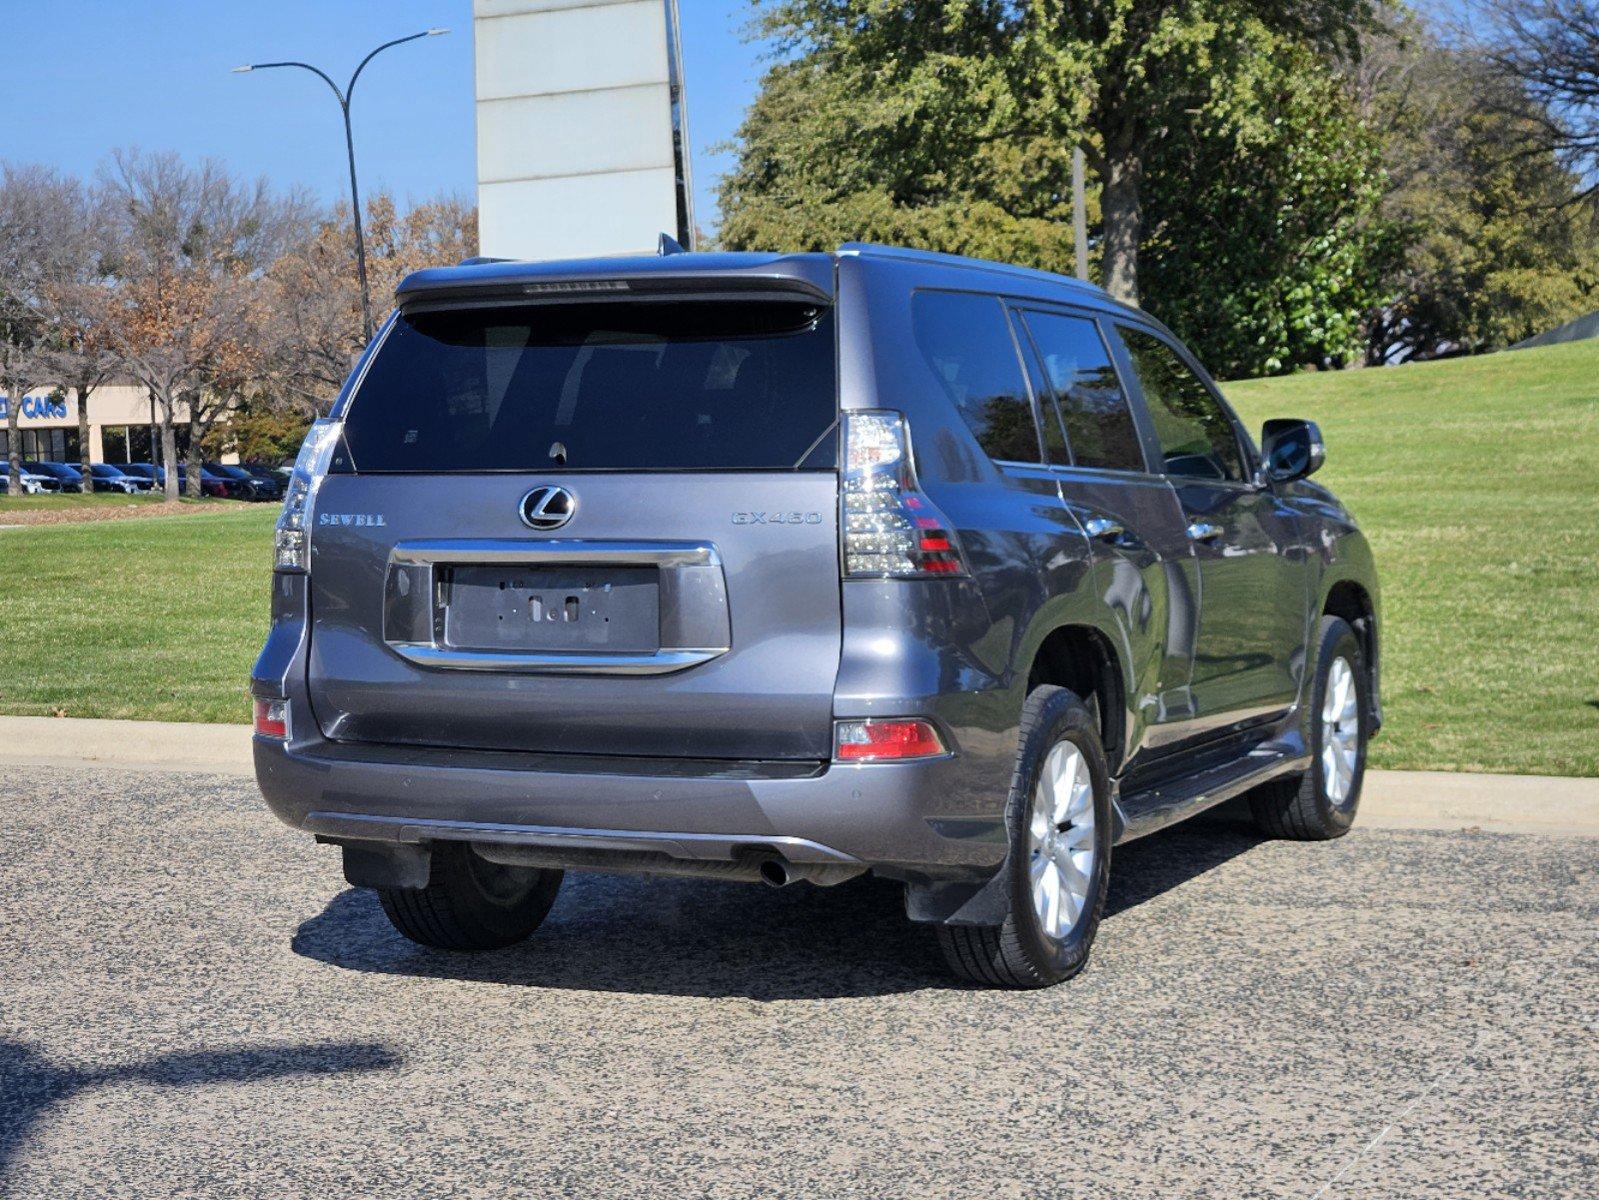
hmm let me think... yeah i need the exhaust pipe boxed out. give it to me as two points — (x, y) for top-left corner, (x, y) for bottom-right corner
(757, 858), (792, 888)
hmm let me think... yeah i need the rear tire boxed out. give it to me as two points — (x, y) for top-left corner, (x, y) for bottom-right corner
(377, 841), (563, 951)
(937, 686), (1113, 988)
(1248, 615), (1368, 840)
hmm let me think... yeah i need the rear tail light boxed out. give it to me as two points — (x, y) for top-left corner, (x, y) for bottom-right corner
(275, 418), (344, 572)
(842, 410), (968, 578)
(253, 698), (289, 740)
(834, 718), (948, 761)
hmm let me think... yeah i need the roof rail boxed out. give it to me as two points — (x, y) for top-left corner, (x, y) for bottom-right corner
(837, 241), (1109, 300)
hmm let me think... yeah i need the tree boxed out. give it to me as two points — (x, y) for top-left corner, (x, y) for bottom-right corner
(35, 181), (120, 490)
(1356, 13), (1599, 360)
(724, 1), (1379, 306)
(99, 150), (311, 500)
(264, 191), (475, 418)
(0, 165), (76, 496)
(1467, 1), (1599, 203)
(719, 1), (1393, 373)
(1023, 0), (1380, 304)
(1140, 31), (1395, 375)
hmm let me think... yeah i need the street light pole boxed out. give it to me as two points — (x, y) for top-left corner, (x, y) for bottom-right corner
(235, 28), (449, 343)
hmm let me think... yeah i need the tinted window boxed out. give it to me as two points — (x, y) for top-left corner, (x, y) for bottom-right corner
(340, 301), (837, 472)
(1120, 327), (1245, 482)
(1022, 311), (1146, 473)
(911, 291), (1040, 463)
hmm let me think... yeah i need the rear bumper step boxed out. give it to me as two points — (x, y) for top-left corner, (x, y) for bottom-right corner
(255, 733), (1003, 876)
(306, 810), (859, 864)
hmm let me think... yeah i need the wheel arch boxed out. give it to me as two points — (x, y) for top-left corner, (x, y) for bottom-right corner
(1024, 623), (1129, 772)
(1320, 577), (1381, 733)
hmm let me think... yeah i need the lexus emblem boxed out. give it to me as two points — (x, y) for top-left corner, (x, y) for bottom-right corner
(519, 485), (576, 531)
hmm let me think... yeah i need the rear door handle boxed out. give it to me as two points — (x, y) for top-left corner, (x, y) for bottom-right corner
(1083, 516), (1126, 541)
(1186, 521), (1223, 542)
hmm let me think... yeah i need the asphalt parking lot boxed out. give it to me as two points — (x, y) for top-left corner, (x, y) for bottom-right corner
(1, 763), (1594, 1199)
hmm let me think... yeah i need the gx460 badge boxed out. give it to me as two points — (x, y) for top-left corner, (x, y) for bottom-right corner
(732, 511), (824, 526)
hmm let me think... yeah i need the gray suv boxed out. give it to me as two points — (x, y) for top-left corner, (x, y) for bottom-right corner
(253, 243), (1380, 988)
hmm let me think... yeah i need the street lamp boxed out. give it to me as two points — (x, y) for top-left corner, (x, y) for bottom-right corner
(234, 28), (450, 342)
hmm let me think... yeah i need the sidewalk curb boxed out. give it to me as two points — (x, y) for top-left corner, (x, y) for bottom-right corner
(0, 715), (254, 777)
(2, 715), (1596, 836)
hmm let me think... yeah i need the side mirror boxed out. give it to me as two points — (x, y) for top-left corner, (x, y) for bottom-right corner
(1261, 418), (1325, 483)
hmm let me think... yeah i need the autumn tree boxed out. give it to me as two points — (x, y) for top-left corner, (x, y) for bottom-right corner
(264, 191), (475, 417)
(99, 149), (311, 500)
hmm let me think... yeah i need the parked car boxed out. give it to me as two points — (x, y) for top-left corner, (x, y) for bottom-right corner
(113, 463), (164, 487)
(0, 468), (61, 495)
(175, 466), (233, 498)
(23, 461), (87, 493)
(87, 463), (153, 494)
(114, 462), (233, 498)
(206, 462), (282, 501)
(252, 244), (1381, 989)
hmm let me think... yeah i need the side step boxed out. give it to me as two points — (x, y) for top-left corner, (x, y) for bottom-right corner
(1113, 732), (1310, 844)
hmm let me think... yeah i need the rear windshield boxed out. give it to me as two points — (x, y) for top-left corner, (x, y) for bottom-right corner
(337, 299), (837, 472)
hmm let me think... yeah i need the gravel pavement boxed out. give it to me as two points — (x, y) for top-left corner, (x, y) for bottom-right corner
(1, 763), (1594, 1198)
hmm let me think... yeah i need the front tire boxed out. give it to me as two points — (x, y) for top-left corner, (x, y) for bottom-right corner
(377, 841), (563, 952)
(1248, 615), (1369, 840)
(937, 686), (1113, 988)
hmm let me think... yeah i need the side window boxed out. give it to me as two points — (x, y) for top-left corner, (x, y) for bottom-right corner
(1022, 310), (1146, 473)
(911, 291), (1041, 464)
(1120, 326), (1246, 482)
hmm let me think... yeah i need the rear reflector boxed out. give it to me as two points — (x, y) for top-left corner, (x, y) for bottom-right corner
(834, 718), (947, 761)
(253, 698), (289, 740)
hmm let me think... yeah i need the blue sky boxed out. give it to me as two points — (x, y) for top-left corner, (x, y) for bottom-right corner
(0, 0), (767, 233)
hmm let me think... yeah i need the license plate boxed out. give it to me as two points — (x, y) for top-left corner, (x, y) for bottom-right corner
(439, 565), (660, 654)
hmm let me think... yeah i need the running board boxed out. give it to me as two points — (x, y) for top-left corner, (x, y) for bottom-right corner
(1112, 732), (1310, 844)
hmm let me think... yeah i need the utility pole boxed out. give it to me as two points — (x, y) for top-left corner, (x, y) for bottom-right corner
(1072, 146), (1089, 283)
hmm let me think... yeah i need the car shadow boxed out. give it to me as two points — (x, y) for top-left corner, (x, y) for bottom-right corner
(291, 809), (1269, 1001)
(0, 1039), (399, 1190)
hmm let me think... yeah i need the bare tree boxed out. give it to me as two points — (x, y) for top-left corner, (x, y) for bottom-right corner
(98, 149), (312, 500)
(0, 164), (77, 496)
(1465, 0), (1599, 202)
(36, 181), (121, 489)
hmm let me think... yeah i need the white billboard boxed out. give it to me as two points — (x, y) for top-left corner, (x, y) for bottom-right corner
(474, 0), (694, 261)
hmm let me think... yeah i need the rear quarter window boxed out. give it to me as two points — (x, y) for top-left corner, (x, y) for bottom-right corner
(911, 291), (1040, 464)
(338, 299), (837, 472)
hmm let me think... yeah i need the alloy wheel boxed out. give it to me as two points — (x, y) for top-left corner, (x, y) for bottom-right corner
(1321, 656), (1360, 805)
(1027, 741), (1097, 940)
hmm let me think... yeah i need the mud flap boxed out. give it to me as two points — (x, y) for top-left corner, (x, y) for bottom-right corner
(904, 864), (1011, 927)
(330, 839), (432, 890)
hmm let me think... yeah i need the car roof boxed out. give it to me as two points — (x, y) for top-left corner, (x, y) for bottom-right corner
(392, 242), (1151, 327)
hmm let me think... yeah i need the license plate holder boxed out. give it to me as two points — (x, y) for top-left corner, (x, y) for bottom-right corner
(439, 565), (661, 654)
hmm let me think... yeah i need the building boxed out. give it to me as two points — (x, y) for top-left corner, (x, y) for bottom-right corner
(0, 384), (203, 465)
(474, 0), (694, 260)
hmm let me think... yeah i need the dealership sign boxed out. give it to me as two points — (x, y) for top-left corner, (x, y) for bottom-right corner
(0, 395), (70, 421)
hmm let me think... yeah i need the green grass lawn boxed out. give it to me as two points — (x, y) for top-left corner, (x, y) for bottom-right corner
(0, 507), (274, 723)
(0, 339), (1594, 775)
(1225, 338), (1598, 776)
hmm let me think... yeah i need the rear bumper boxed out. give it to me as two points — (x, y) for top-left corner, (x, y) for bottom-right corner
(253, 734), (1008, 879)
